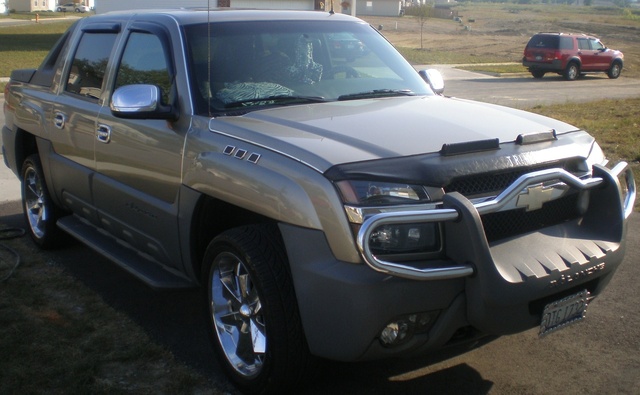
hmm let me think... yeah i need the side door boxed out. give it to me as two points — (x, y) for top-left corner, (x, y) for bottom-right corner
(577, 37), (598, 71)
(588, 38), (611, 70)
(93, 22), (185, 270)
(49, 23), (120, 226)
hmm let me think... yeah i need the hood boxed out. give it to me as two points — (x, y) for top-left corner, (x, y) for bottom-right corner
(208, 95), (579, 172)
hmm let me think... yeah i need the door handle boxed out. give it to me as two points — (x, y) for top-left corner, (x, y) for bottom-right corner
(54, 112), (66, 129)
(96, 124), (112, 143)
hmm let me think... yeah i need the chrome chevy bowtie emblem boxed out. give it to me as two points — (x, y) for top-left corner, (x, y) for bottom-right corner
(516, 184), (565, 211)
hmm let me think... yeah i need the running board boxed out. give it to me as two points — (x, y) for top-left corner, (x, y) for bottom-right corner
(57, 215), (195, 289)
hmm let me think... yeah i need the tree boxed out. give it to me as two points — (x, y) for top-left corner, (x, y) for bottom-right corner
(406, 3), (435, 50)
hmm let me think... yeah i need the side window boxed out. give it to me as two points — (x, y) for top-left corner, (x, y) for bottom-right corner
(590, 39), (605, 50)
(559, 36), (573, 50)
(577, 38), (590, 51)
(65, 32), (117, 99)
(114, 32), (172, 104)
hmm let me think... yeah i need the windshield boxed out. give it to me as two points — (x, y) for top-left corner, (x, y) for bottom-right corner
(184, 20), (433, 115)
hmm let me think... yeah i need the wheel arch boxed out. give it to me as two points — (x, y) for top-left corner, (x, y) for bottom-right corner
(567, 56), (582, 68)
(181, 189), (279, 284)
(6, 127), (38, 176)
(563, 59), (581, 80)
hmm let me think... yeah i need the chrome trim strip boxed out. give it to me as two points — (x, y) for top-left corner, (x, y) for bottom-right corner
(356, 167), (608, 281)
(345, 202), (441, 224)
(474, 167), (602, 215)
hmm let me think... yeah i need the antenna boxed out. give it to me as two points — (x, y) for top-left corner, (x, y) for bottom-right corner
(207, 0), (211, 117)
(329, 0), (334, 15)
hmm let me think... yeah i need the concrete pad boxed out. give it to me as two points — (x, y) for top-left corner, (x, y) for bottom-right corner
(0, 155), (20, 204)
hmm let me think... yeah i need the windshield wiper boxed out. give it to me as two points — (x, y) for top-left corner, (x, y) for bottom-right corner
(338, 89), (416, 101)
(224, 95), (327, 108)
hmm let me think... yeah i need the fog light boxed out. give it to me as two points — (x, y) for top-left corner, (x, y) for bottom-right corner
(379, 312), (439, 347)
(380, 321), (409, 345)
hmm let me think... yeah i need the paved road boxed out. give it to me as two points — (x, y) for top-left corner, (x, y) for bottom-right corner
(426, 65), (640, 107)
(1, 73), (639, 393)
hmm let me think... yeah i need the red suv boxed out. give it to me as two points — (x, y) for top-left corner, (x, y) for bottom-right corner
(523, 32), (624, 80)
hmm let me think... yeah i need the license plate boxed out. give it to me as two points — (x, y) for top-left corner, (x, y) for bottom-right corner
(539, 290), (590, 337)
(535, 55), (542, 61)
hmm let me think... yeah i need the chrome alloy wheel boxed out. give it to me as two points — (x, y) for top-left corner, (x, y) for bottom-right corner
(23, 166), (48, 240)
(608, 63), (621, 79)
(210, 251), (266, 377)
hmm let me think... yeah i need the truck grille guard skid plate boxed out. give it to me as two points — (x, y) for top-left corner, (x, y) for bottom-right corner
(355, 163), (636, 281)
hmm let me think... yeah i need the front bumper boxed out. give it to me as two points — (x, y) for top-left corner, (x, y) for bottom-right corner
(283, 163), (634, 361)
(357, 163), (635, 281)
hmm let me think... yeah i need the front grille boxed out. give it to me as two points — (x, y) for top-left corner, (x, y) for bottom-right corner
(443, 161), (583, 242)
(444, 162), (565, 197)
(481, 192), (580, 242)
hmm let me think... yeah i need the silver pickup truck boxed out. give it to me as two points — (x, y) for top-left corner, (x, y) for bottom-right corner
(2, 9), (635, 394)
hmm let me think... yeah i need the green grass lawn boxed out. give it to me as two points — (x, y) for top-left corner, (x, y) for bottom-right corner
(0, 21), (73, 77)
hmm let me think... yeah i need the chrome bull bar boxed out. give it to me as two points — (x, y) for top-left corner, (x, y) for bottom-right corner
(356, 163), (635, 281)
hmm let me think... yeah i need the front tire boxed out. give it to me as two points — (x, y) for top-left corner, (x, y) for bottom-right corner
(21, 154), (64, 249)
(203, 225), (313, 394)
(608, 62), (622, 79)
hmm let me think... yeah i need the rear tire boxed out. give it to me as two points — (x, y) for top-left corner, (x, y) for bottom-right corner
(607, 62), (622, 79)
(202, 224), (313, 394)
(531, 70), (545, 79)
(564, 62), (579, 81)
(21, 154), (65, 249)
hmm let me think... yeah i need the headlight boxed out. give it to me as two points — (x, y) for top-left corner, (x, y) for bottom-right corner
(370, 223), (441, 256)
(336, 180), (443, 259)
(335, 180), (432, 205)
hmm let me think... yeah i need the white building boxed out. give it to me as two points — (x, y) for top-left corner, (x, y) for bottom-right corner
(6, 0), (94, 12)
(94, 0), (404, 16)
(8, 0), (57, 12)
(95, 0), (320, 14)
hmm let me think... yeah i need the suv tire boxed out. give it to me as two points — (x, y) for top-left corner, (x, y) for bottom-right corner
(203, 225), (313, 394)
(531, 70), (545, 79)
(564, 62), (579, 81)
(21, 154), (66, 249)
(608, 61), (622, 79)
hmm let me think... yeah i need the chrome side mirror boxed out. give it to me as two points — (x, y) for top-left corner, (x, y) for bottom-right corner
(111, 84), (177, 120)
(419, 69), (445, 95)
